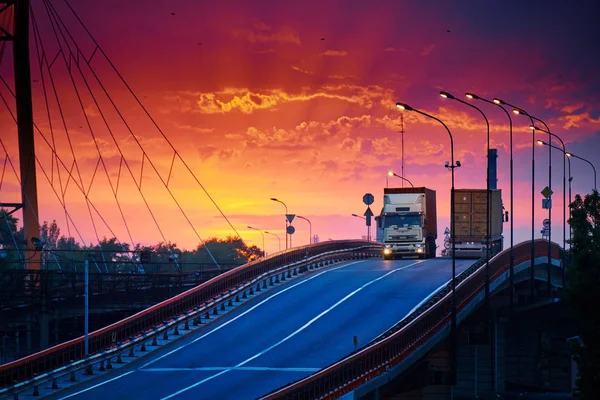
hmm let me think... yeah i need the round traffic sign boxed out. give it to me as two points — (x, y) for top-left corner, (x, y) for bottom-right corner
(543, 219), (550, 229)
(444, 241), (451, 249)
(286, 226), (295, 235)
(363, 193), (374, 205)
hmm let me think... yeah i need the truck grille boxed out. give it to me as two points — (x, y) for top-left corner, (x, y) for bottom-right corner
(389, 235), (418, 241)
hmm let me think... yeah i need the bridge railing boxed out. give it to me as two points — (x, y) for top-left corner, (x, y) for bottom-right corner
(260, 239), (561, 399)
(0, 240), (382, 389)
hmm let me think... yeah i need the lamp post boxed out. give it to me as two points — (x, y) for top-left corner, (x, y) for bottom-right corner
(296, 215), (312, 245)
(247, 226), (265, 257)
(466, 92), (515, 312)
(441, 90), (494, 390)
(396, 101), (460, 386)
(523, 116), (554, 296)
(351, 213), (369, 241)
(494, 99), (536, 302)
(387, 171), (414, 187)
(270, 198), (288, 250)
(537, 140), (571, 287)
(533, 127), (567, 252)
(566, 152), (597, 192)
(440, 91), (492, 313)
(264, 231), (281, 253)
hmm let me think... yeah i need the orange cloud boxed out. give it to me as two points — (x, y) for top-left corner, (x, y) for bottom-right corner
(231, 25), (300, 45)
(322, 50), (348, 57)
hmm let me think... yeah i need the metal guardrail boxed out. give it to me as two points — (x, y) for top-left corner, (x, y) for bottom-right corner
(259, 239), (561, 399)
(0, 240), (382, 394)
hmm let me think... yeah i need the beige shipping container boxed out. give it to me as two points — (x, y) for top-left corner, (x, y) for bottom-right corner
(452, 189), (503, 239)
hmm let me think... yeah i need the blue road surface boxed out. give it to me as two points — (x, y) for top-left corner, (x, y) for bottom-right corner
(45, 258), (474, 400)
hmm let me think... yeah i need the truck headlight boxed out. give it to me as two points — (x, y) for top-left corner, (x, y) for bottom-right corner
(417, 248), (423, 253)
(383, 248), (392, 255)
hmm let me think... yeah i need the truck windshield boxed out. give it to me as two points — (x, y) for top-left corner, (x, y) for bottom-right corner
(384, 215), (421, 228)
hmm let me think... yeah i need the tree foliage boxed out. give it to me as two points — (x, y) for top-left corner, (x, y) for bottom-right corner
(566, 190), (600, 398)
(0, 211), (261, 273)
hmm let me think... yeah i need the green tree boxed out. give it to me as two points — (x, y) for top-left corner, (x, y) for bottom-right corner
(0, 209), (24, 269)
(566, 189), (600, 399)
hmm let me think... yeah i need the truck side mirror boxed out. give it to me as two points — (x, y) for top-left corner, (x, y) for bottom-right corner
(424, 218), (428, 226)
(504, 211), (509, 222)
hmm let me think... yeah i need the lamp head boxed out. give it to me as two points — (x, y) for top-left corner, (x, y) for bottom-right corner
(351, 213), (358, 217)
(566, 152), (573, 157)
(529, 125), (536, 130)
(270, 197), (277, 201)
(456, 160), (461, 167)
(513, 108), (527, 116)
(439, 91), (455, 99)
(387, 171), (394, 176)
(396, 102), (413, 111)
(465, 92), (478, 99)
(31, 237), (41, 247)
(247, 226), (253, 229)
(537, 140), (545, 145)
(444, 161), (450, 168)
(493, 98), (504, 105)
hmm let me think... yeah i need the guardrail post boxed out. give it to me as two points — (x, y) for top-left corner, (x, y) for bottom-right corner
(228, 297), (233, 306)
(52, 377), (58, 389)
(212, 308), (218, 315)
(141, 341), (147, 351)
(287, 270), (291, 278)
(163, 331), (169, 340)
(193, 316), (201, 326)
(281, 272), (286, 281)
(106, 357), (113, 369)
(85, 364), (93, 375)
(235, 295), (240, 302)
(128, 347), (135, 357)
(152, 336), (158, 346)
(249, 287), (254, 295)
(256, 283), (261, 292)
(70, 371), (76, 381)
(183, 320), (189, 330)
(32, 384), (39, 396)
(293, 268), (298, 276)
(242, 290), (248, 299)
(263, 280), (268, 289)
(173, 326), (180, 336)
(220, 302), (226, 311)
(275, 274), (280, 283)
(204, 312), (210, 320)
(13, 393), (18, 400)
(270, 276), (274, 285)
(99, 360), (105, 371)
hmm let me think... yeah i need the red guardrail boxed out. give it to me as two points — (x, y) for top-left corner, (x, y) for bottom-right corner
(0, 240), (382, 388)
(260, 239), (561, 399)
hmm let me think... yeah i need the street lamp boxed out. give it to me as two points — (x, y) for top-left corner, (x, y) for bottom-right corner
(533, 126), (567, 252)
(270, 198), (289, 250)
(396, 101), (460, 386)
(565, 152), (597, 192)
(387, 171), (414, 187)
(247, 226), (265, 257)
(440, 91), (492, 321)
(537, 140), (571, 254)
(296, 215), (312, 245)
(351, 213), (369, 241)
(264, 231), (281, 253)
(494, 98), (536, 302)
(466, 92), (516, 312)
(513, 107), (553, 296)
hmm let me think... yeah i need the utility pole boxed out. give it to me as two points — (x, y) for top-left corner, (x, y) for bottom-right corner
(400, 115), (405, 188)
(7, 0), (41, 270)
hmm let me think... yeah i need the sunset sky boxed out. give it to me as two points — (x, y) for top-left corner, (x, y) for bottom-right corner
(1, 0), (599, 255)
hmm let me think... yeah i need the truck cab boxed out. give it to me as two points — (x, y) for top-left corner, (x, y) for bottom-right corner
(380, 188), (437, 260)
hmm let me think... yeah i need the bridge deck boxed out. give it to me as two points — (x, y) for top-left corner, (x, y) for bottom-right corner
(43, 258), (474, 400)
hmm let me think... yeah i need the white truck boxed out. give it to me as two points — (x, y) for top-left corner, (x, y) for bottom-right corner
(377, 187), (437, 259)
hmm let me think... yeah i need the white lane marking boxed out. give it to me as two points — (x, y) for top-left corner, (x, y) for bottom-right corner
(141, 367), (320, 372)
(160, 260), (423, 399)
(140, 260), (367, 369)
(57, 371), (134, 400)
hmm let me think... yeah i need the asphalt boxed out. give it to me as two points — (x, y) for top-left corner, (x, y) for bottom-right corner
(42, 257), (474, 400)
